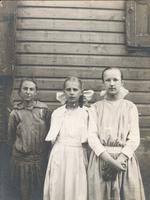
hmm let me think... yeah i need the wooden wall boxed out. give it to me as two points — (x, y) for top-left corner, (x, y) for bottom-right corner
(0, 0), (16, 76)
(14, 0), (150, 140)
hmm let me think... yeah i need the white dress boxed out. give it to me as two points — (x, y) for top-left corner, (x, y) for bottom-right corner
(44, 106), (88, 200)
(88, 99), (145, 200)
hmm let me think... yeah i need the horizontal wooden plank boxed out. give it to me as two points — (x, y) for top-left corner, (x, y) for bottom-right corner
(11, 87), (150, 115)
(17, 1), (125, 10)
(139, 116), (150, 128)
(138, 105), (150, 116)
(39, 102), (150, 117)
(126, 93), (150, 104)
(12, 77), (150, 114)
(16, 31), (125, 44)
(140, 128), (150, 138)
(16, 55), (150, 68)
(15, 66), (150, 80)
(13, 78), (150, 93)
(44, 104), (150, 118)
(11, 90), (58, 102)
(17, 7), (125, 21)
(16, 19), (124, 33)
(12, 90), (150, 104)
(16, 42), (127, 56)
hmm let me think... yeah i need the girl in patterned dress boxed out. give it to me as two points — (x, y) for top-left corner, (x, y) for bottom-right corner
(8, 79), (51, 200)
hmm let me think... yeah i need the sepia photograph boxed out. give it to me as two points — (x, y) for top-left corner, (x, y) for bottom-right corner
(0, 0), (150, 199)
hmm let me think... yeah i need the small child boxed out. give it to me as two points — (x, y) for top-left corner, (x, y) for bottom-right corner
(8, 79), (51, 200)
(43, 76), (93, 200)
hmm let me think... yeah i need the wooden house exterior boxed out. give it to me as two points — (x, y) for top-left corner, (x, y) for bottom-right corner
(1, 0), (150, 198)
(14, 1), (150, 197)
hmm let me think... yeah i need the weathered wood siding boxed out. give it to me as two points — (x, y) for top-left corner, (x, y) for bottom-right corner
(15, 1), (150, 139)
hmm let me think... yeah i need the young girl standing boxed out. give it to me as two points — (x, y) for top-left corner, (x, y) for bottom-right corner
(44, 77), (93, 200)
(8, 79), (51, 200)
(88, 67), (145, 200)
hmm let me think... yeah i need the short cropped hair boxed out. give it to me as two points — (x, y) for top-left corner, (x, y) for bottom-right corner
(101, 67), (123, 81)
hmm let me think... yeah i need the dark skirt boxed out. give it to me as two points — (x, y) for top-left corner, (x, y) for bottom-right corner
(10, 150), (48, 200)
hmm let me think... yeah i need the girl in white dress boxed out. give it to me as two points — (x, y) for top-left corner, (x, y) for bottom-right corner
(44, 77), (93, 200)
(88, 67), (145, 200)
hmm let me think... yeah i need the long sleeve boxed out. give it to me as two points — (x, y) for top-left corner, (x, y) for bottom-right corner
(8, 110), (18, 146)
(45, 105), (67, 142)
(45, 111), (56, 142)
(44, 107), (52, 132)
(121, 104), (140, 159)
(42, 107), (52, 154)
(88, 105), (106, 156)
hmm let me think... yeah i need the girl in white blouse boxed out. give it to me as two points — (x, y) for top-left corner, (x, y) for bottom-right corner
(88, 67), (145, 200)
(44, 76), (93, 200)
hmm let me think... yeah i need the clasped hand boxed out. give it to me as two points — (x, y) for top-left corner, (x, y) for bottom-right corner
(115, 153), (128, 171)
(101, 152), (128, 181)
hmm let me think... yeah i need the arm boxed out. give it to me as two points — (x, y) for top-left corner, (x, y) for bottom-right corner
(44, 107), (52, 132)
(88, 105), (126, 171)
(121, 104), (140, 159)
(8, 110), (18, 147)
(88, 105), (106, 156)
(42, 108), (53, 154)
(45, 110), (59, 144)
(101, 151), (126, 171)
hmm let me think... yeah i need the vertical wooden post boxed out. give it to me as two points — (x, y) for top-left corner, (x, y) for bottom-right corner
(0, 0), (16, 142)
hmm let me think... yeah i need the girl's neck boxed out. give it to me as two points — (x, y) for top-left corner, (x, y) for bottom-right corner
(105, 94), (121, 101)
(22, 100), (35, 107)
(66, 102), (79, 109)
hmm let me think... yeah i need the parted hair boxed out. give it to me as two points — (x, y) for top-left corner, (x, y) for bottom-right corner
(63, 76), (84, 107)
(18, 78), (38, 94)
(63, 76), (83, 90)
(101, 67), (123, 81)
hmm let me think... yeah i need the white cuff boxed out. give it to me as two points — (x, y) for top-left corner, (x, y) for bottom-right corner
(121, 147), (133, 159)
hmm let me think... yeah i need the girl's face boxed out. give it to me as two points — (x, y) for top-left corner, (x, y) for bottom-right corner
(19, 81), (37, 101)
(103, 69), (123, 98)
(64, 80), (82, 104)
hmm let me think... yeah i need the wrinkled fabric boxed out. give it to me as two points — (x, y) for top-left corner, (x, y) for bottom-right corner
(45, 105), (88, 144)
(88, 99), (145, 200)
(8, 101), (51, 200)
(44, 107), (88, 200)
(88, 151), (145, 200)
(8, 101), (50, 154)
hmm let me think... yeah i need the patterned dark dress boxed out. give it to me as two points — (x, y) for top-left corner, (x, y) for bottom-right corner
(8, 101), (51, 200)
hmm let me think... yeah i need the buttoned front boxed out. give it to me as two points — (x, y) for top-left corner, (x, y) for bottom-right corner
(8, 101), (51, 155)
